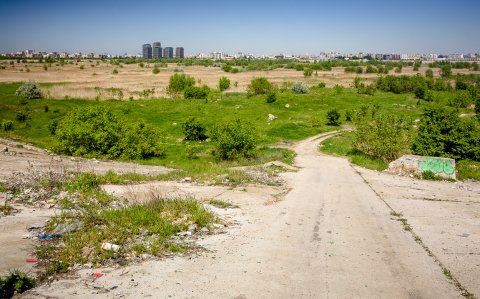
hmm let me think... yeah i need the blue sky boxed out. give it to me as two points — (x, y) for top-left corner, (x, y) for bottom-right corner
(1, 0), (479, 55)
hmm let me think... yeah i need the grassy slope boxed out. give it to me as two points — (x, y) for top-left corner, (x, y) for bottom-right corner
(1, 82), (469, 175)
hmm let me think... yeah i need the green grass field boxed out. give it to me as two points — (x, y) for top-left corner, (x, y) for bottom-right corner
(1, 81), (477, 180)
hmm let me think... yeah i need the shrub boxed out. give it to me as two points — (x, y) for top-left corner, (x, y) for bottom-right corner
(345, 109), (354, 122)
(112, 68), (118, 74)
(476, 97), (480, 121)
(303, 68), (313, 77)
(448, 90), (472, 108)
(183, 85), (210, 99)
(2, 120), (13, 131)
(414, 85), (428, 99)
(247, 77), (274, 96)
(139, 62), (144, 68)
(53, 106), (164, 159)
(0, 270), (35, 297)
(210, 119), (258, 160)
(326, 109), (341, 126)
(317, 82), (326, 88)
(412, 107), (480, 161)
(15, 82), (43, 99)
(15, 110), (29, 122)
(222, 64), (232, 72)
(353, 106), (412, 162)
(219, 76), (230, 91)
(152, 66), (160, 74)
(333, 84), (344, 94)
(291, 82), (309, 94)
(182, 118), (208, 141)
(167, 73), (195, 98)
(230, 68), (239, 73)
(265, 92), (277, 103)
(425, 68), (434, 78)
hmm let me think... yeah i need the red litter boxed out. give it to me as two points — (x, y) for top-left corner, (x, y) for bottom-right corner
(263, 201), (273, 205)
(92, 273), (104, 277)
(26, 258), (38, 263)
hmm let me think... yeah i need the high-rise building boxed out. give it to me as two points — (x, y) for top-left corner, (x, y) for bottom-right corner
(175, 47), (184, 58)
(163, 47), (173, 58)
(142, 44), (152, 59)
(152, 42), (162, 59)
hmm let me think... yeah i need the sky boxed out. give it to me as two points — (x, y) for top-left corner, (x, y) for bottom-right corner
(1, 0), (479, 56)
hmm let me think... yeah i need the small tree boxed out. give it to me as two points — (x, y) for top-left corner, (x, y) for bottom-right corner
(265, 92), (277, 103)
(219, 76), (230, 91)
(182, 118), (208, 141)
(291, 82), (309, 94)
(15, 82), (43, 99)
(152, 66), (160, 74)
(326, 109), (341, 126)
(247, 77), (274, 96)
(167, 73), (196, 98)
(210, 119), (258, 160)
(425, 68), (434, 78)
(303, 68), (313, 77)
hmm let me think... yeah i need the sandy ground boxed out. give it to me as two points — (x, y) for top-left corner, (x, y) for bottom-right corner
(1, 61), (477, 99)
(6, 132), (475, 298)
(0, 138), (171, 180)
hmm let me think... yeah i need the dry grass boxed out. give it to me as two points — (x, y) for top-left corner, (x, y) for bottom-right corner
(0, 60), (478, 100)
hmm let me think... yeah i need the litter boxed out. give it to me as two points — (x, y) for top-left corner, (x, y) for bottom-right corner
(101, 242), (120, 252)
(263, 201), (273, 205)
(26, 258), (38, 263)
(37, 234), (53, 239)
(92, 273), (104, 278)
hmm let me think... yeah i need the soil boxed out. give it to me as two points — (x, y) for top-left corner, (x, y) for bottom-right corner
(1, 132), (476, 298)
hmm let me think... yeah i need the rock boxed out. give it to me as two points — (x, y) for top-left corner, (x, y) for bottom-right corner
(188, 224), (197, 234)
(285, 104), (290, 108)
(182, 177), (192, 182)
(387, 155), (456, 180)
(2, 146), (8, 152)
(268, 114), (277, 121)
(200, 227), (209, 233)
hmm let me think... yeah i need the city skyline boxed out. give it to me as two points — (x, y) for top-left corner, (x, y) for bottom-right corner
(0, 0), (479, 55)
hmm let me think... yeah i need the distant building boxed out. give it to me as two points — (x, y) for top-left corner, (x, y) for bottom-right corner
(175, 47), (184, 58)
(142, 44), (152, 59)
(163, 47), (173, 58)
(152, 42), (162, 58)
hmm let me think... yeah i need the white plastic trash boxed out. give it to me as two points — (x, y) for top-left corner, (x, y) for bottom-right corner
(101, 242), (120, 252)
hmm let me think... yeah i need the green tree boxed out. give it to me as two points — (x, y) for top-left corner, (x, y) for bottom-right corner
(353, 108), (412, 162)
(247, 77), (274, 96)
(425, 68), (434, 78)
(326, 109), (341, 126)
(219, 76), (230, 91)
(182, 118), (208, 141)
(167, 73), (196, 98)
(15, 82), (43, 99)
(412, 107), (480, 161)
(210, 119), (258, 160)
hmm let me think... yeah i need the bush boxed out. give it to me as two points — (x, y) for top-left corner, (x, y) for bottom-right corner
(425, 68), (434, 78)
(326, 109), (341, 126)
(317, 82), (326, 88)
(412, 107), (480, 161)
(345, 109), (354, 122)
(265, 92), (277, 103)
(219, 76), (230, 91)
(247, 77), (274, 96)
(333, 84), (344, 94)
(210, 119), (258, 160)
(353, 106), (412, 162)
(183, 85), (210, 99)
(15, 82), (43, 99)
(152, 66), (160, 74)
(476, 97), (480, 121)
(0, 270), (35, 297)
(291, 82), (309, 94)
(182, 118), (208, 141)
(15, 110), (29, 122)
(303, 68), (313, 77)
(2, 120), (13, 131)
(53, 106), (164, 159)
(167, 73), (195, 98)
(448, 91), (472, 108)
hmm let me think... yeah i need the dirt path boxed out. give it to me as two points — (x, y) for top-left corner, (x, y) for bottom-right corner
(27, 132), (468, 298)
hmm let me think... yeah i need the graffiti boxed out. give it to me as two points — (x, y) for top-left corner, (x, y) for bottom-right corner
(418, 158), (454, 175)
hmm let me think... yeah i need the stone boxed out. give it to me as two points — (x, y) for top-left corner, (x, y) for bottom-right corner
(2, 146), (8, 152)
(387, 155), (456, 180)
(268, 114), (277, 121)
(188, 224), (197, 234)
(285, 104), (290, 108)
